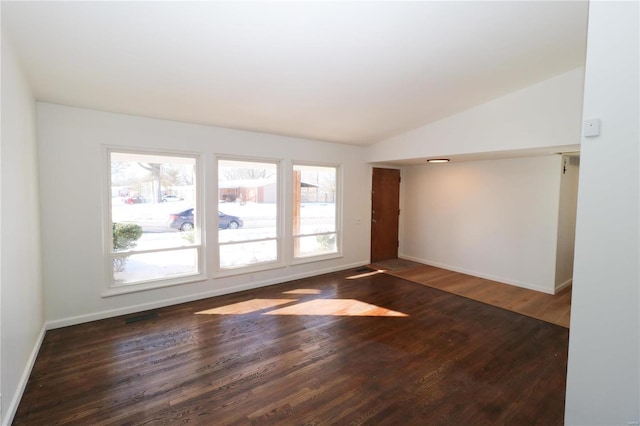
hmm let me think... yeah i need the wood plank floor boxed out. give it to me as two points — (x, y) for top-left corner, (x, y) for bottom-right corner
(372, 262), (572, 328)
(14, 269), (569, 425)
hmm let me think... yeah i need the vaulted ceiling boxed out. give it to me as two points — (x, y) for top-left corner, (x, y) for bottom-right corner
(2, 1), (588, 145)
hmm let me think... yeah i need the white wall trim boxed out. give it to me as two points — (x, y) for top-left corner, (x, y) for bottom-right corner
(399, 254), (555, 295)
(2, 325), (46, 426)
(555, 278), (572, 294)
(45, 261), (368, 330)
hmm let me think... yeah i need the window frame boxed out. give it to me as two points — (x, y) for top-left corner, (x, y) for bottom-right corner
(213, 155), (285, 277)
(290, 161), (342, 265)
(102, 147), (205, 297)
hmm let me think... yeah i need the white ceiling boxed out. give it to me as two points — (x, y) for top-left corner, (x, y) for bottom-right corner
(2, 1), (588, 146)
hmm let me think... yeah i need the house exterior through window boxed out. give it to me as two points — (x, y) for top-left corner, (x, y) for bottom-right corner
(107, 150), (202, 292)
(292, 163), (339, 260)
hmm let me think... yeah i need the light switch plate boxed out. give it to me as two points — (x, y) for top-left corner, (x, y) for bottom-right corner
(584, 119), (601, 137)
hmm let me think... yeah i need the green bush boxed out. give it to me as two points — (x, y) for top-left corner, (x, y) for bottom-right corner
(316, 233), (336, 250)
(113, 223), (143, 251)
(181, 229), (195, 244)
(113, 223), (142, 272)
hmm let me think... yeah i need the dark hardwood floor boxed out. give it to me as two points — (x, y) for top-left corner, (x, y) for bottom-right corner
(14, 269), (569, 425)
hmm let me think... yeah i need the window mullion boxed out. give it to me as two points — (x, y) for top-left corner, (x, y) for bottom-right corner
(113, 244), (201, 256)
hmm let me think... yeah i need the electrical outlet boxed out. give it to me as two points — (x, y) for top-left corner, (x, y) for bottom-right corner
(583, 118), (601, 137)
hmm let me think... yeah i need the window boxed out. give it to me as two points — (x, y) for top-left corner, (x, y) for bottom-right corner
(108, 150), (201, 290)
(292, 164), (339, 259)
(217, 158), (280, 270)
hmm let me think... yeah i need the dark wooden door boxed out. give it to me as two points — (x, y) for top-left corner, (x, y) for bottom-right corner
(371, 167), (400, 262)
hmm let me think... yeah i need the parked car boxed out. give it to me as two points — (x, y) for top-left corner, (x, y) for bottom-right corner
(168, 209), (194, 231)
(123, 196), (146, 204)
(161, 195), (184, 202)
(168, 209), (243, 231)
(219, 211), (243, 229)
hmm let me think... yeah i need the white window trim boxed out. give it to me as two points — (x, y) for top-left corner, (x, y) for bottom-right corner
(290, 161), (343, 265)
(102, 146), (205, 297)
(213, 155), (285, 276)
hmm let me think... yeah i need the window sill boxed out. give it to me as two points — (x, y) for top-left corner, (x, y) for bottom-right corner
(290, 252), (343, 266)
(213, 260), (286, 279)
(102, 273), (206, 297)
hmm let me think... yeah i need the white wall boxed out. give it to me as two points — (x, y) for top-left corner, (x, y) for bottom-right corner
(0, 36), (44, 424)
(565, 2), (639, 425)
(37, 103), (371, 326)
(368, 67), (586, 297)
(554, 155), (579, 291)
(367, 67), (584, 163)
(400, 156), (562, 294)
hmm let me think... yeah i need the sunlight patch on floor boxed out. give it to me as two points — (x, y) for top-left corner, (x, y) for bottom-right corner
(196, 297), (408, 317)
(195, 299), (293, 315)
(346, 270), (385, 279)
(263, 299), (408, 317)
(283, 289), (322, 295)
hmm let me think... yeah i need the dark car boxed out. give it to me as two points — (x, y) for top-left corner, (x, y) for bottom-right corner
(219, 211), (243, 229)
(168, 209), (243, 231)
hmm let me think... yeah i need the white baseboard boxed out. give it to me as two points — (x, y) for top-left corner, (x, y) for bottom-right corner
(399, 254), (555, 295)
(46, 261), (369, 330)
(555, 278), (572, 294)
(3, 325), (46, 426)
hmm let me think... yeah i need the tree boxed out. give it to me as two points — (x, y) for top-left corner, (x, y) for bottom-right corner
(110, 161), (129, 186)
(162, 164), (194, 188)
(222, 167), (276, 181)
(138, 162), (162, 203)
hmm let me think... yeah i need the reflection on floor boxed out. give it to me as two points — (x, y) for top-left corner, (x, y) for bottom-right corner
(14, 269), (569, 425)
(371, 259), (571, 328)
